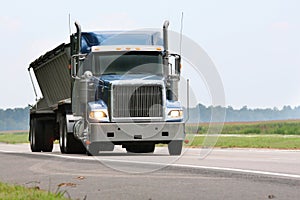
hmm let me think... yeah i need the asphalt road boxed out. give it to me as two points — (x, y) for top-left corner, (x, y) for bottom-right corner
(0, 143), (299, 200)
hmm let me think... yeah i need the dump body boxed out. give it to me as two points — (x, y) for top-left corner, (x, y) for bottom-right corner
(29, 44), (71, 112)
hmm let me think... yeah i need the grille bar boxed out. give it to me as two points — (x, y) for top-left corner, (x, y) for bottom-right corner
(113, 85), (163, 118)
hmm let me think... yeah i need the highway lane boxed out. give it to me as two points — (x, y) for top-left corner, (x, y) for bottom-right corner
(1, 143), (300, 176)
(0, 143), (299, 199)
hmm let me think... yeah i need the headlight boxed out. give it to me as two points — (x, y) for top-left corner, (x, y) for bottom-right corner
(168, 110), (183, 118)
(89, 110), (107, 120)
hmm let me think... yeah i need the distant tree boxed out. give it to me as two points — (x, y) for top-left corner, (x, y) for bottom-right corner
(186, 104), (300, 122)
(0, 107), (29, 131)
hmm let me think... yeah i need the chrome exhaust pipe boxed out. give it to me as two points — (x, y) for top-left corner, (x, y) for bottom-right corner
(163, 20), (169, 52)
(74, 21), (81, 54)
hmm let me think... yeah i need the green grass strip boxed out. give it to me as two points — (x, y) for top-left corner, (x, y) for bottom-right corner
(0, 132), (29, 144)
(0, 182), (67, 200)
(187, 135), (300, 149)
(186, 120), (300, 135)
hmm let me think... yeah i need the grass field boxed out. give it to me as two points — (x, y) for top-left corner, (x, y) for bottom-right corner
(184, 120), (300, 149)
(186, 119), (300, 135)
(185, 135), (300, 149)
(0, 182), (67, 200)
(0, 131), (29, 144)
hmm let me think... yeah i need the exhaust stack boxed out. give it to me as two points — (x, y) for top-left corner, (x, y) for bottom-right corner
(163, 20), (169, 53)
(163, 20), (180, 101)
(74, 21), (82, 55)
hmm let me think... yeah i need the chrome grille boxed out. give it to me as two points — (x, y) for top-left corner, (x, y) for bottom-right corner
(113, 85), (163, 118)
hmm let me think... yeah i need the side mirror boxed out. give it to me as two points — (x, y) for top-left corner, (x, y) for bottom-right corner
(71, 55), (79, 79)
(174, 54), (181, 75)
(169, 53), (181, 75)
(71, 54), (86, 79)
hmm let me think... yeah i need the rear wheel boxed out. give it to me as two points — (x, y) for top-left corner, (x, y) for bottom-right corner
(126, 143), (155, 153)
(30, 118), (42, 152)
(59, 118), (65, 153)
(30, 117), (54, 152)
(42, 120), (54, 152)
(168, 140), (183, 155)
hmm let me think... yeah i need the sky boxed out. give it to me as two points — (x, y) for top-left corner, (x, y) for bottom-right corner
(0, 0), (300, 109)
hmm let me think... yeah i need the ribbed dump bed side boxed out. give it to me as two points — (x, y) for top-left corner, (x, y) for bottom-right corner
(29, 44), (71, 109)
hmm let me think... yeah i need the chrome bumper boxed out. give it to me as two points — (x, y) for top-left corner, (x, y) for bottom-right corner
(88, 122), (185, 143)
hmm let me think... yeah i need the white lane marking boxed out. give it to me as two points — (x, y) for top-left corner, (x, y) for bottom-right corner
(0, 149), (300, 179)
(185, 147), (300, 153)
(170, 164), (300, 179)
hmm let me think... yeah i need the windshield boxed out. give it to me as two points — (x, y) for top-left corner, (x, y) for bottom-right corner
(90, 51), (163, 76)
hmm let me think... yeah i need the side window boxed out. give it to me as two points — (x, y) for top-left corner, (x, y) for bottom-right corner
(81, 55), (92, 74)
(81, 38), (90, 53)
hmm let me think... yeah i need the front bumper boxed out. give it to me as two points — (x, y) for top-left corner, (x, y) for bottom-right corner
(88, 122), (185, 143)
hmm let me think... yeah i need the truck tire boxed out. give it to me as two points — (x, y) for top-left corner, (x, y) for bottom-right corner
(30, 118), (43, 152)
(60, 118), (85, 154)
(59, 119), (66, 153)
(126, 143), (155, 153)
(168, 140), (183, 156)
(87, 143), (100, 156)
(99, 142), (115, 151)
(41, 120), (54, 152)
(30, 118), (54, 152)
(87, 142), (114, 156)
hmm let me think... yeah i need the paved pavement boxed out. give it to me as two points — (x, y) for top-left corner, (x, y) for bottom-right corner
(0, 143), (299, 199)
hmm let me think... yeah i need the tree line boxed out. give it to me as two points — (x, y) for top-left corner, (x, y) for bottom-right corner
(0, 107), (30, 131)
(1, 105), (300, 131)
(186, 104), (300, 123)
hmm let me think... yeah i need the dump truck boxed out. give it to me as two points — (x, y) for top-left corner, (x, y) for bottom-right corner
(28, 20), (185, 155)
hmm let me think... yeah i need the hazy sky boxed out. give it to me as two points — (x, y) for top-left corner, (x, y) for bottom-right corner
(0, 0), (299, 109)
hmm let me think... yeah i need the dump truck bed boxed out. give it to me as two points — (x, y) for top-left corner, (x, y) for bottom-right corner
(29, 43), (71, 111)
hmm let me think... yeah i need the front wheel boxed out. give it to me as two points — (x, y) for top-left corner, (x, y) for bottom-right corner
(87, 142), (115, 156)
(168, 140), (183, 156)
(87, 143), (100, 156)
